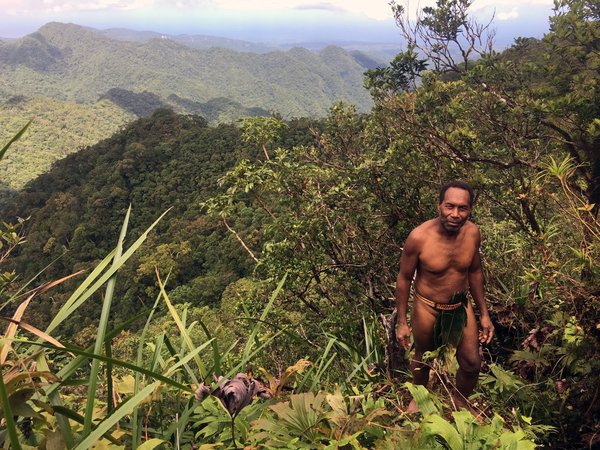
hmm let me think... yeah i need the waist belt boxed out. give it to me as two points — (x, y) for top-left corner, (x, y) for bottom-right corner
(415, 291), (465, 311)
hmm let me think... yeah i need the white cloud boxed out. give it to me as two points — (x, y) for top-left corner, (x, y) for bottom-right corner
(0, 0), (156, 14)
(473, 0), (552, 8)
(0, 0), (554, 20)
(212, 0), (393, 20)
(496, 6), (519, 20)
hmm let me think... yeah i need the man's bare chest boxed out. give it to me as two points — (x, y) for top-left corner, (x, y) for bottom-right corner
(418, 237), (475, 274)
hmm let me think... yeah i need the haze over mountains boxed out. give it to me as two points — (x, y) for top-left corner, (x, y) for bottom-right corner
(0, 21), (379, 194)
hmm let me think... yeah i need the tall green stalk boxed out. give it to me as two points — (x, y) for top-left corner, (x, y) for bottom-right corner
(131, 278), (168, 449)
(82, 206), (130, 436)
(0, 358), (23, 450)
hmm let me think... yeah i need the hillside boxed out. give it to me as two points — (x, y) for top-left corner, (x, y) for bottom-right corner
(2, 109), (319, 333)
(0, 95), (134, 196)
(0, 22), (374, 118)
(0, 22), (376, 194)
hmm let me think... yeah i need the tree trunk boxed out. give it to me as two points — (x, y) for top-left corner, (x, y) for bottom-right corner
(379, 310), (408, 377)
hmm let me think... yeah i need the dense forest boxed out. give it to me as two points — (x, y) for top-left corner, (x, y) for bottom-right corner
(0, 22), (375, 117)
(0, 0), (598, 448)
(0, 96), (134, 197)
(0, 22), (378, 198)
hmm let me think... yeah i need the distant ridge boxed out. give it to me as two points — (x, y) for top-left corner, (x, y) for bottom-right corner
(0, 22), (375, 118)
(97, 27), (276, 53)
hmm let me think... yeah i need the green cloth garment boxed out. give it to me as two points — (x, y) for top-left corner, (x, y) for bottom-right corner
(433, 291), (468, 350)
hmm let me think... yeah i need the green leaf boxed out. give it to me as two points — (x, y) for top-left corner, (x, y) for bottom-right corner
(18, 339), (194, 393)
(422, 414), (462, 450)
(156, 271), (206, 380)
(45, 207), (171, 335)
(498, 429), (537, 449)
(137, 438), (168, 449)
(132, 281), (167, 449)
(404, 382), (441, 416)
(241, 272), (288, 364)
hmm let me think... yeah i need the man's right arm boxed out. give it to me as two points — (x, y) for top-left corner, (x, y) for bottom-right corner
(395, 231), (420, 350)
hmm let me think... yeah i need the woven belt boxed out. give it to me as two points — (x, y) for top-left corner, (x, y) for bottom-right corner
(415, 292), (465, 311)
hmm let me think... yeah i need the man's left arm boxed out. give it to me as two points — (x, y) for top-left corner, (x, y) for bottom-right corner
(468, 228), (495, 344)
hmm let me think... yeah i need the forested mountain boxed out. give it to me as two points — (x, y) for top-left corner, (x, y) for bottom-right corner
(0, 22), (374, 118)
(0, 22), (375, 195)
(0, 95), (134, 196)
(0, 1), (598, 448)
(3, 109), (319, 335)
(96, 27), (397, 61)
(0, 90), (270, 196)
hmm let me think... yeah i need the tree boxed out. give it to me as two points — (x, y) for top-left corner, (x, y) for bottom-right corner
(541, 0), (600, 208)
(390, 0), (495, 74)
(364, 46), (427, 100)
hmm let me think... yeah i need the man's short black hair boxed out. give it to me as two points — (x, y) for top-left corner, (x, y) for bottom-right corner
(439, 181), (475, 206)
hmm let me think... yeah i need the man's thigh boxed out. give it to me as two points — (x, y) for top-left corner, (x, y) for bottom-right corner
(455, 302), (481, 368)
(411, 299), (438, 354)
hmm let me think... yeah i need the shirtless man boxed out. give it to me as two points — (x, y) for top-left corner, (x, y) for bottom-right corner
(395, 181), (494, 413)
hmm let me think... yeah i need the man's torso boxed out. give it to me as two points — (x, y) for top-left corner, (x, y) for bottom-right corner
(413, 219), (478, 303)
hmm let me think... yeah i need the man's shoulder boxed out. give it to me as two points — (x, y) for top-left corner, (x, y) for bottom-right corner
(464, 221), (481, 235)
(462, 221), (481, 243)
(407, 219), (438, 240)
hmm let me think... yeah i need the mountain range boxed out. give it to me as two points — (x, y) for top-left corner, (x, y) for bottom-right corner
(0, 22), (381, 195)
(0, 22), (377, 118)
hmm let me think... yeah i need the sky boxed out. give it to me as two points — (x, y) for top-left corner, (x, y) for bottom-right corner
(0, 0), (556, 46)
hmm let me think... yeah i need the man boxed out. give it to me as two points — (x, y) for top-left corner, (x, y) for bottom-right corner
(395, 181), (494, 413)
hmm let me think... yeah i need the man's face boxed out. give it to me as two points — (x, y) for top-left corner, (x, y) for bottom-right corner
(437, 187), (472, 233)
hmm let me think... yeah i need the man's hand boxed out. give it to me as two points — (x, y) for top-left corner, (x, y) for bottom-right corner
(396, 323), (411, 350)
(479, 315), (495, 344)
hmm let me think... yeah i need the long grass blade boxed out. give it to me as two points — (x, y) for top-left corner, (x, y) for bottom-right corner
(45, 249), (116, 334)
(105, 335), (114, 413)
(38, 312), (147, 449)
(0, 317), (67, 352)
(225, 327), (285, 379)
(19, 339), (194, 393)
(1, 297), (33, 364)
(132, 280), (167, 450)
(46, 207), (171, 335)
(162, 333), (198, 385)
(0, 355), (23, 450)
(163, 338), (214, 378)
(0, 251), (70, 313)
(0, 118), (32, 160)
(35, 355), (75, 448)
(156, 268), (207, 380)
(150, 333), (165, 373)
(197, 318), (221, 376)
(163, 397), (196, 443)
(1, 271), (83, 363)
(50, 406), (121, 445)
(74, 382), (158, 450)
(241, 272), (287, 365)
(235, 316), (310, 346)
(83, 205), (131, 436)
(301, 337), (337, 392)
(45, 310), (149, 396)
